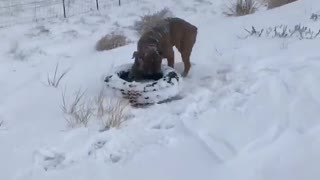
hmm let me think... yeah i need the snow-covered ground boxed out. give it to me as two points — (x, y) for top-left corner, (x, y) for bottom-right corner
(1, 0), (320, 179)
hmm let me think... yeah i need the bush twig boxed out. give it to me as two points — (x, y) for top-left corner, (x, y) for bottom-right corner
(46, 63), (69, 88)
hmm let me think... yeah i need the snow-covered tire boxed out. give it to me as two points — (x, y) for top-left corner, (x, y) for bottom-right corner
(104, 63), (182, 106)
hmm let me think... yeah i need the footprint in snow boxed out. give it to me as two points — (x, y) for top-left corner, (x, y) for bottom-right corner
(33, 147), (66, 171)
(87, 139), (122, 163)
(150, 118), (176, 130)
(108, 153), (122, 163)
(152, 123), (175, 130)
(87, 139), (108, 157)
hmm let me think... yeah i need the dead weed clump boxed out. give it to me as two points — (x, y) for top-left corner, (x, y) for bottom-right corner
(95, 31), (130, 51)
(223, 0), (258, 17)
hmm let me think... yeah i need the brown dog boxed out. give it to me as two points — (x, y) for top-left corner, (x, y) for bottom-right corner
(130, 17), (198, 80)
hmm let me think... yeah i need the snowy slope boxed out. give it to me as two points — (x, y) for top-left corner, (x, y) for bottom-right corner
(1, 0), (320, 180)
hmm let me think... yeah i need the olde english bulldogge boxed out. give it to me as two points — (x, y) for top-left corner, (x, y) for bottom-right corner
(129, 17), (198, 81)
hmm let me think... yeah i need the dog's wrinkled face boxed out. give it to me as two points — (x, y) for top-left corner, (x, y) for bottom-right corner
(132, 46), (162, 77)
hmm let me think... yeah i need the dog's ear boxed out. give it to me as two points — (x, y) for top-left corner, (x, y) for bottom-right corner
(132, 51), (138, 59)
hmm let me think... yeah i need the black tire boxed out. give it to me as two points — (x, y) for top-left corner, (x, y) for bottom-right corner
(104, 63), (182, 106)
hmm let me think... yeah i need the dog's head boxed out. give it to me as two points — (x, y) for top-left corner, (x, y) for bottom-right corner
(131, 45), (163, 77)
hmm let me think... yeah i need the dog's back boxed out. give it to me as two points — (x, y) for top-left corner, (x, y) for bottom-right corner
(166, 17), (198, 46)
(167, 17), (198, 33)
(138, 17), (197, 53)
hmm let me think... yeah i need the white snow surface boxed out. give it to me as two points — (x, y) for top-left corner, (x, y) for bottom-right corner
(1, 0), (320, 180)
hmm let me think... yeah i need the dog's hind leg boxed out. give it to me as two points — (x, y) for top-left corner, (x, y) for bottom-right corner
(181, 50), (191, 77)
(180, 31), (197, 77)
(179, 39), (193, 77)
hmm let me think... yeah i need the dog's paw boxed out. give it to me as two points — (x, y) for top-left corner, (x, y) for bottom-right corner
(181, 72), (188, 78)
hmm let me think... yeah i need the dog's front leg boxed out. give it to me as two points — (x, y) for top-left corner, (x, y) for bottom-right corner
(166, 48), (175, 68)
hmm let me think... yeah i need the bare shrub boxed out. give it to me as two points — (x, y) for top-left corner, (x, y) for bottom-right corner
(223, 0), (258, 17)
(26, 25), (50, 38)
(310, 13), (320, 21)
(267, 0), (297, 9)
(46, 63), (69, 88)
(133, 8), (173, 35)
(94, 88), (129, 131)
(61, 88), (93, 128)
(8, 42), (29, 61)
(95, 32), (130, 51)
(8, 41), (46, 61)
(240, 24), (320, 39)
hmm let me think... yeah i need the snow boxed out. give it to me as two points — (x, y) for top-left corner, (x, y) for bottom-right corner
(1, 0), (320, 179)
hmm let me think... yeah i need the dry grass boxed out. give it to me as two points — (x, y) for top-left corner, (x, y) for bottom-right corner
(46, 63), (69, 88)
(95, 88), (108, 119)
(102, 99), (129, 131)
(266, 0), (297, 9)
(223, 0), (258, 17)
(240, 24), (320, 39)
(61, 88), (93, 128)
(60, 87), (130, 130)
(95, 31), (130, 51)
(133, 8), (173, 35)
(94, 88), (129, 131)
(0, 120), (5, 131)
